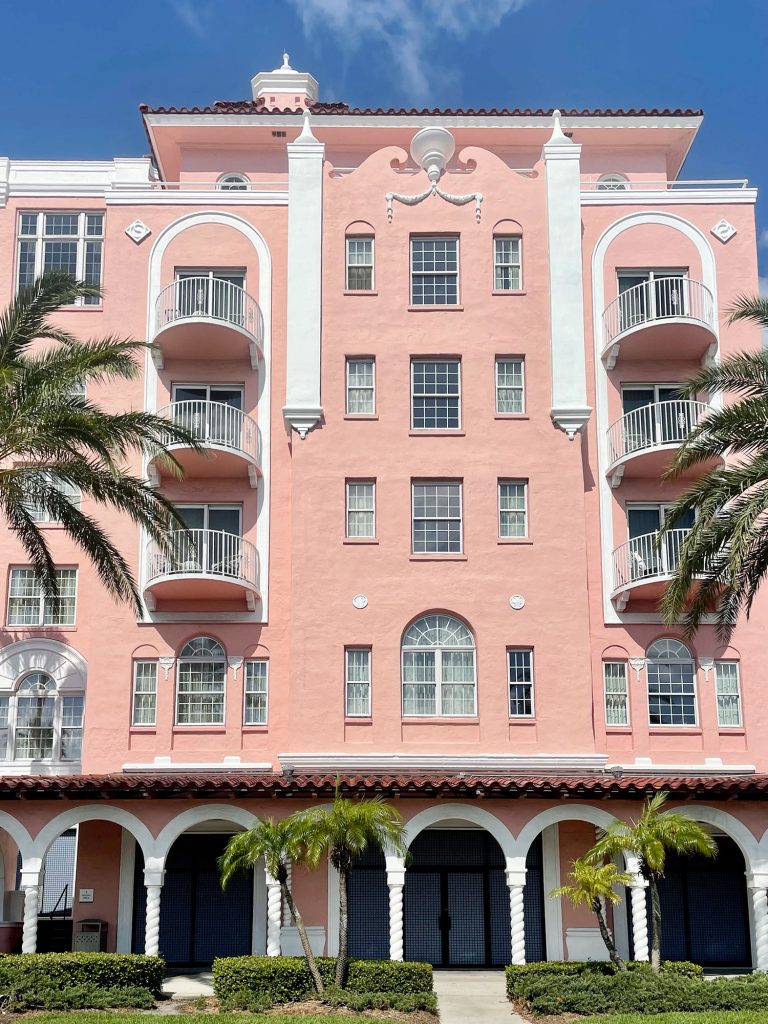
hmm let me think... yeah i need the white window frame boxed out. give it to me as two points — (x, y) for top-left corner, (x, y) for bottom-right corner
(495, 357), (525, 414)
(7, 568), (77, 627)
(17, 211), (104, 303)
(493, 235), (522, 291)
(645, 639), (698, 728)
(401, 616), (476, 718)
(175, 637), (227, 726)
(508, 648), (534, 718)
(131, 661), (158, 727)
(345, 358), (376, 416)
(217, 173), (250, 191)
(603, 661), (630, 727)
(410, 359), (462, 430)
(498, 479), (528, 539)
(715, 661), (742, 728)
(411, 480), (463, 554)
(244, 660), (268, 726)
(345, 648), (372, 718)
(345, 480), (376, 539)
(0, 673), (84, 763)
(597, 173), (629, 191)
(410, 235), (460, 306)
(345, 236), (375, 291)
(23, 471), (81, 524)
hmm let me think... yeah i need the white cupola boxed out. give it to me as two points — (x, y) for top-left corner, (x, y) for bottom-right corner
(251, 53), (319, 110)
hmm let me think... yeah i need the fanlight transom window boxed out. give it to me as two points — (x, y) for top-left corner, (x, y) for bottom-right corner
(0, 671), (84, 762)
(176, 637), (226, 725)
(218, 173), (249, 191)
(645, 638), (696, 727)
(402, 614), (476, 717)
(646, 638), (691, 661)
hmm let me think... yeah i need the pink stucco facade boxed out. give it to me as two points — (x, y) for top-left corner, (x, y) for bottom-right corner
(0, 57), (764, 969)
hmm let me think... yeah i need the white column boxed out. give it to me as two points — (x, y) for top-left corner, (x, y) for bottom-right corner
(507, 867), (527, 966)
(542, 110), (591, 440)
(282, 858), (293, 927)
(143, 869), (164, 958)
(283, 110), (325, 439)
(629, 878), (649, 962)
(387, 863), (405, 962)
(266, 872), (282, 956)
(748, 877), (768, 972)
(20, 867), (40, 954)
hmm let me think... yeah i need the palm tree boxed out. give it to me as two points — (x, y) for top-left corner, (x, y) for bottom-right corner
(219, 816), (325, 994)
(300, 788), (407, 988)
(550, 859), (633, 971)
(660, 297), (768, 640)
(0, 272), (201, 615)
(588, 793), (717, 972)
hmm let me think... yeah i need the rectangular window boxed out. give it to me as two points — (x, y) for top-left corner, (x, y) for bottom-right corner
(494, 236), (522, 291)
(508, 649), (534, 717)
(345, 648), (371, 717)
(132, 661), (158, 727)
(0, 697), (9, 759)
(412, 481), (462, 554)
(7, 568), (77, 627)
(346, 237), (374, 291)
(495, 358), (525, 414)
(402, 649), (476, 716)
(346, 358), (375, 415)
(17, 212), (104, 304)
(61, 695), (84, 759)
(244, 660), (268, 726)
(604, 662), (629, 726)
(410, 236), (459, 305)
(346, 481), (375, 539)
(498, 480), (528, 538)
(411, 359), (460, 430)
(23, 471), (81, 524)
(715, 661), (742, 727)
(647, 660), (696, 726)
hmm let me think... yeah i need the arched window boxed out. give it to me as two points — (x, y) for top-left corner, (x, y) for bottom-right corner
(218, 173), (249, 191)
(176, 637), (226, 725)
(597, 173), (629, 191)
(0, 671), (84, 762)
(645, 639), (696, 727)
(402, 614), (476, 717)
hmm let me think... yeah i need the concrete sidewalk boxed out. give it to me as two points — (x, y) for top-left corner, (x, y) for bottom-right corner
(433, 971), (529, 1024)
(162, 971), (214, 998)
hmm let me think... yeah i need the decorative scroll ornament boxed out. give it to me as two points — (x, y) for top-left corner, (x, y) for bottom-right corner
(228, 656), (244, 679)
(628, 657), (646, 680)
(157, 656), (175, 680)
(386, 126), (483, 223)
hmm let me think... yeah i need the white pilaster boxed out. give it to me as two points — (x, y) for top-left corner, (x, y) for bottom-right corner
(748, 879), (768, 972)
(387, 863), (405, 962)
(283, 111), (325, 438)
(543, 111), (591, 439)
(20, 868), (40, 954)
(143, 870), (164, 958)
(629, 877), (649, 961)
(266, 873), (282, 956)
(507, 867), (527, 965)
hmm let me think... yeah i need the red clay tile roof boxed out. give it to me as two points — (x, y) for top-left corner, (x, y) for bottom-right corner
(140, 101), (703, 118)
(0, 772), (763, 801)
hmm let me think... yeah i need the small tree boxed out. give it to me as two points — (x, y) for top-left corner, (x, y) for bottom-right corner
(550, 858), (633, 971)
(219, 816), (325, 994)
(588, 793), (717, 972)
(300, 787), (407, 988)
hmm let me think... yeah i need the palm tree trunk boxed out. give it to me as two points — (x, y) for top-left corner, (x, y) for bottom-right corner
(281, 883), (324, 994)
(592, 898), (626, 971)
(649, 876), (662, 974)
(335, 866), (350, 989)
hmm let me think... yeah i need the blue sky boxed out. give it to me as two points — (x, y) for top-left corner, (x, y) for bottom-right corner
(1, 0), (766, 278)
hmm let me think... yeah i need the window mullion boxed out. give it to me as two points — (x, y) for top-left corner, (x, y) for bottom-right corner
(435, 649), (442, 716)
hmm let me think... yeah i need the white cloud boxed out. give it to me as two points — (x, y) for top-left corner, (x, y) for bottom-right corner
(289, 0), (531, 105)
(759, 228), (768, 249)
(168, 0), (208, 39)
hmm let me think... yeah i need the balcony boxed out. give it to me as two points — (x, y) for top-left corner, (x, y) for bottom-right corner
(602, 278), (716, 368)
(152, 277), (263, 368)
(143, 529), (259, 611)
(611, 528), (692, 611)
(149, 401), (261, 488)
(606, 400), (713, 487)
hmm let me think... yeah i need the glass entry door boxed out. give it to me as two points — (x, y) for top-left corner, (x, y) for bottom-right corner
(175, 271), (245, 323)
(174, 505), (242, 574)
(627, 505), (695, 580)
(622, 385), (691, 448)
(618, 271), (687, 330)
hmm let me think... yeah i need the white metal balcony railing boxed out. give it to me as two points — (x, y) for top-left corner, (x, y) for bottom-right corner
(602, 277), (715, 349)
(145, 529), (259, 589)
(607, 400), (709, 466)
(612, 528), (691, 593)
(157, 401), (260, 464)
(155, 277), (261, 338)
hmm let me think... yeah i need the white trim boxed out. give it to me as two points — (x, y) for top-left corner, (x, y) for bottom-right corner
(116, 831), (136, 953)
(513, 805), (621, 861)
(541, 824), (563, 961)
(327, 860), (339, 957)
(31, 807), (155, 864)
(122, 755), (272, 773)
(107, 190), (287, 206)
(149, 805), (260, 869)
(403, 803), (516, 859)
(609, 758), (755, 775)
(675, 806), (761, 871)
(582, 189), (757, 206)
(278, 753), (609, 774)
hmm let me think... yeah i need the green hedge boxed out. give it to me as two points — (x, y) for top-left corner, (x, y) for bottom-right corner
(212, 956), (433, 1003)
(505, 959), (702, 995)
(5, 982), (155, 1011)
(0, 953), (165, 996)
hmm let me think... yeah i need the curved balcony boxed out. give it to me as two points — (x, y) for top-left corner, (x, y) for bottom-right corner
(152, 277), (263, 368)
(143, 529), (259, 611)
(602, 278), (716, 367)
(611, 528), (692, 611)
(606, 400), (712, 487)
(149, 401), (261, 488)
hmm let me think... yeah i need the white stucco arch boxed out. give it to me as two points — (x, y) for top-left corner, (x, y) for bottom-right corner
(30, 806), (155, 866)
(148, 804), (260, 871)
(141, 210), (273, 623)
(512, 803), (621, 862)
(0, 812), (34, 863)
(0, 638), (87, 693)
(674, 805), (760, 874)
(402, 803), (515, 859)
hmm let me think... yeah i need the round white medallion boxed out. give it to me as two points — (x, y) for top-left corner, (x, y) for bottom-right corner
(508, 595), (526, 610)
(352, 594), (368, 610)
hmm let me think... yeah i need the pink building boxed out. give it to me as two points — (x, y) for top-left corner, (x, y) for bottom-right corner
(0, 54), (764, 969)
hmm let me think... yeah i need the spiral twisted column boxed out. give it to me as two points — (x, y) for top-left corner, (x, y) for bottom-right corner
(750, 884), (768, 972)
(508, 883), (526, 965)
(266, 876), (282, 957)
(629, 881), (649, 962)
(21, 884), (39, 953)
(388, 883), (404, 961)
(144, 884), (163, 957)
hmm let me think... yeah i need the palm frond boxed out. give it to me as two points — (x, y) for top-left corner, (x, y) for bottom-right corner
(726, 295), (768, 331)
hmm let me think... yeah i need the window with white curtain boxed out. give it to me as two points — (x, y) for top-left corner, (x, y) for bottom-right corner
(176, 636), (226, 725)
(0, 672), (84, 762)
(346, 358), (375, 415)
(244, 660), (268, 725)
(346, 237), (374, 290)
(346, 481), (375, 538)
(498, 480), (528, 538)
(7, 568), (77, 626)
(604, 661), (629, 726)
(23, 471), (81, 524)
(715, 661), (742, 727)
(345, 648), (371, 717)
(402, 614), (476, 717)
(495, 358), (525, 414)
(132, 661), (157, 726)
(493, 236), (522, 290)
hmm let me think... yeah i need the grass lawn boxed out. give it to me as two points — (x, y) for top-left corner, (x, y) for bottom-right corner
(26, 1015), (381, 1023)
(581, 1015), (768, 1024)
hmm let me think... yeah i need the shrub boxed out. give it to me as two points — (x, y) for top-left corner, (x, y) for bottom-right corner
(0, 952), (165, 996)
(4, 982), (154, 1011)
(505, 960), (701, 998)
(212, 956), (433, 1003)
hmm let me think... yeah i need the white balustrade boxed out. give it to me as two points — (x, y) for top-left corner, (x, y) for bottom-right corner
(155, 276), (261, 339)
(607, 400), (709, 466)
(145, 529), (259, 589)
(158, 401), (260, 464)
(602, 277), (715, 349)
(612, 528), (692, 593)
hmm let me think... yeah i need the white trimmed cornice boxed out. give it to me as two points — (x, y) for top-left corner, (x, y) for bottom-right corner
(123, 756), (273, 773)
(1, 158), (152, 200)
(279, 753), (610, 774)
(581, 188), (757, 206)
